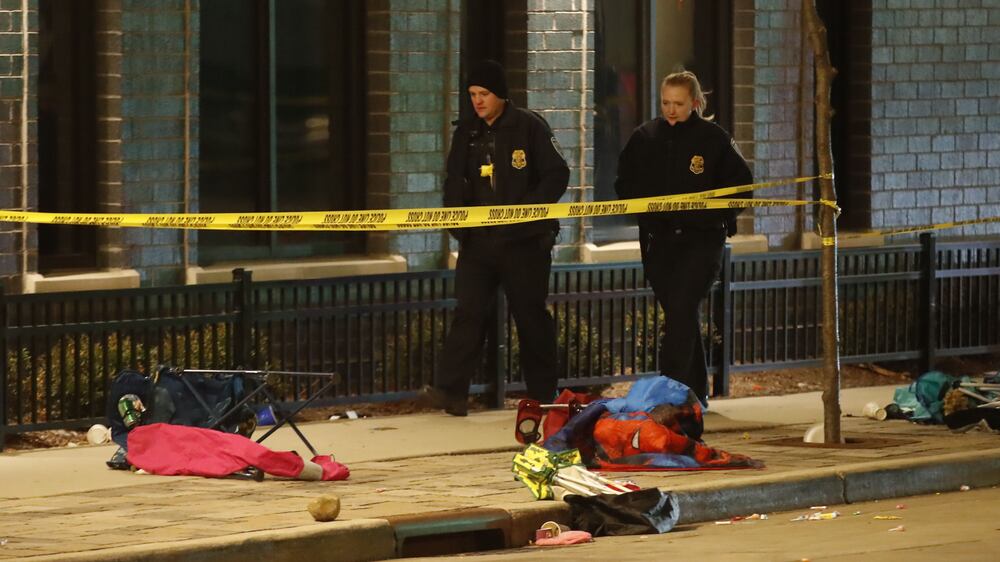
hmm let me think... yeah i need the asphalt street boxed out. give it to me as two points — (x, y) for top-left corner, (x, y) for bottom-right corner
(399, 486), (1000, 562)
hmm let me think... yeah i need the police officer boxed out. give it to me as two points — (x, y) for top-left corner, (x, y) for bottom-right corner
(614, 70), (752, 405)
(419, 60), (570, 416)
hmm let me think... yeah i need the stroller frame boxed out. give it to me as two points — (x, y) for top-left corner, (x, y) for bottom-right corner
(178, 368), (339, 457)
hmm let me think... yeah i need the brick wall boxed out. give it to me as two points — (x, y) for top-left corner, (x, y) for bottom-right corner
(526, 0), (592, 261)
(732, 0), (757, 236)
(870, 0), (1000, 237)
(120, 0), (196, 286)
(0, 1), (33, 290)
(367, 0), (459, 270)
(96, 0), (125, 269)
(746, 0), (815, 249)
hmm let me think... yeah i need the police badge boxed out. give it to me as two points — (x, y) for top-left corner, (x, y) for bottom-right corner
(689, 155), (704, 175)
(511, 149), (527, 170)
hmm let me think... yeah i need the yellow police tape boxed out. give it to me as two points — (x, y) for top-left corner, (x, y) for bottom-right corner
(844, 216), (1000, 240)
(0, 175), (831, 232)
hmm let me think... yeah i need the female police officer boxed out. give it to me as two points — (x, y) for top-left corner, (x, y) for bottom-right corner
(418, 60), (569, 415)
(614, 70), (752, 406)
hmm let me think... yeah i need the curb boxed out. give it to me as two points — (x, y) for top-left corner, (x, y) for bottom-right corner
(841, 449), (1000, 502)
(670, 448), (1000, 524)
(26, 519), (396, 562)
(669, 469), (847, 524)
(26, 448), (1000, 561)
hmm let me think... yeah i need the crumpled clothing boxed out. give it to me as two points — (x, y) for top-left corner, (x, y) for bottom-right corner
(892, 371), (963, 423)
(126, 423), (349, 481)
(565, 488), (680, 536)
(544, 377), (760, 471)
(605, 375), (696, 414)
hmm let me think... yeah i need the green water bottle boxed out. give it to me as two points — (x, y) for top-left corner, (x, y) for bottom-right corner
(118, 394), (145, 428)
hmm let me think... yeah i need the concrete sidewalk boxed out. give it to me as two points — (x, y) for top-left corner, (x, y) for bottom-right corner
(2, 385), (999, 561)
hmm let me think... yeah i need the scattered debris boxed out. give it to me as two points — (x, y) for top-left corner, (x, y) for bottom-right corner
(0, 538), (7, 546)
(375, 488), (386, 493)
(960, 485), (971, 491)
(346, 410), (359, 420)
(874, 515), (902, 520)
(720, 513), (767, 524)
(895, 503), (906, 509)
(741, 432), (751, 440)
(808, 511), (840, 521)
(810, 505), (828, 510)
(852, 511), (862, 516)
(888, 525), (906, 532)
(792, 511), (840, 522)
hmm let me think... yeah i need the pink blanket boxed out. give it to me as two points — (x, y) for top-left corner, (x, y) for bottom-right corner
(126, 423), (349, 481)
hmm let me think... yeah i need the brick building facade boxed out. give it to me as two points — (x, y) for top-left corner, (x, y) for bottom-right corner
(0, 0), (996, 292)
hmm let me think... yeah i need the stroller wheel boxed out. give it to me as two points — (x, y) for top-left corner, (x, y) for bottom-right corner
(515, 399), (544, 445)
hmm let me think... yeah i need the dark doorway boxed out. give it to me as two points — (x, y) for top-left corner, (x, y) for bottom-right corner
(38, 0), (98, 273)
(460, 0), (527, 120)
(817, 0), (872, 230)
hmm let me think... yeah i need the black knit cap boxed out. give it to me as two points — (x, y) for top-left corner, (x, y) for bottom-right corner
(467, 59), (509, 99)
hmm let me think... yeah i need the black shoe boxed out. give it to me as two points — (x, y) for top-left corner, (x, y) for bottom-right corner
(106, 447), (131, 470)
(417, 385), (468, 417)
(944, 408), (1000, 433)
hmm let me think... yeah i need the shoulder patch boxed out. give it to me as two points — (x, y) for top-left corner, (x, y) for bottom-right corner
(550, 135), (565, 160)
(730, 138), (746, 160)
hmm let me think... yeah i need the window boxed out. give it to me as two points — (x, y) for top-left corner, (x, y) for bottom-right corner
(38, 0), (98, 272)
(593, 0), (733, 243)
(199, 0), (366, 263)
(593, 0), (646, 243)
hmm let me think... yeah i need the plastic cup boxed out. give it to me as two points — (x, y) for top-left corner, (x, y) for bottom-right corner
(862, 401), (888, 421)
(541, 521), (569, 536)
(87, 423), (111, 445)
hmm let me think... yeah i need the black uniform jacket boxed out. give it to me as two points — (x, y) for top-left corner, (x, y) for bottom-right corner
(614, 114), (752, 236)
(444, 102), (570, 242)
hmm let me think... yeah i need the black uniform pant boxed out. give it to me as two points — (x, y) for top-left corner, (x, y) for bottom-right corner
(642, 227), (725, 404)
(437, 231), (558, 403)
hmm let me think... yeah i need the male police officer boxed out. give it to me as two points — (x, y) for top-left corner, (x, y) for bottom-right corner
(419, 60), (569, 416)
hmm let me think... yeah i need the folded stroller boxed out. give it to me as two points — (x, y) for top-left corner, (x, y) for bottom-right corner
(104, 366), (258, 475)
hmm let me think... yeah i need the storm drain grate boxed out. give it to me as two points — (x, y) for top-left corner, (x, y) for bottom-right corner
(387, 508), (511, 558)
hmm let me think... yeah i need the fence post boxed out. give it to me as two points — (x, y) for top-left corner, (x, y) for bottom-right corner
(714, 244), (733, 397)
(233, 268), (254, 370)
(487, 290), (508, 408)
(0, 286), (7, 451)
(919, 233), (937, 375)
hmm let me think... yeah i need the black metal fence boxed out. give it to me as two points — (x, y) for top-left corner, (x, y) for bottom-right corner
(2, 233), (999, 442)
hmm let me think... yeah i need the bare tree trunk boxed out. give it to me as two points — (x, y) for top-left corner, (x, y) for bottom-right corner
(802, 0), (842, 443)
